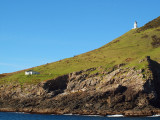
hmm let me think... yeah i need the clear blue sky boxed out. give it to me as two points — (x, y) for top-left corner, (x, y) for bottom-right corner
(0, 0), (160, 74)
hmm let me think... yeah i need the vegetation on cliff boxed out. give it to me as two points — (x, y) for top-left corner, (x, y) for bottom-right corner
(0, 16), (160, 116)
(0, 16), (160, 84)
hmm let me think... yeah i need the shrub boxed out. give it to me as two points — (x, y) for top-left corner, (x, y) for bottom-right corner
(141, 34), (148, 39)
(151, 35), (160, 48)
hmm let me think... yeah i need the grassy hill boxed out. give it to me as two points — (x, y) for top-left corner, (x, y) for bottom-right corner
(1, 16), (160, 84)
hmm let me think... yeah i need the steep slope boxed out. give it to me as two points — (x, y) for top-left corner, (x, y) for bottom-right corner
(1, 16), (160, 84)
(0, 57), (160, 116)
(0, 16), (160, 116)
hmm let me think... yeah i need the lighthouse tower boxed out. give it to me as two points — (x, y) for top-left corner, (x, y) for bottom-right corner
(133, 21), (138, 29)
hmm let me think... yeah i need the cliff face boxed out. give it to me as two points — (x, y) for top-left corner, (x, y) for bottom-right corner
(1, 17), (160, 116)
(0, 57), (160, 116)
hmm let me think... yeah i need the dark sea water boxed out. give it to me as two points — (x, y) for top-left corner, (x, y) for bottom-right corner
(0, 112), (160, 120)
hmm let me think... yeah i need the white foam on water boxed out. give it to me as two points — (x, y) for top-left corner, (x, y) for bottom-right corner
(107, 114), (124, 117)
(148, 114), (160, 117)
(63, 114), (73, 116)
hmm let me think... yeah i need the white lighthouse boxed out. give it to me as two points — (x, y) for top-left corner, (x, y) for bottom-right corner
(133, 21), (138, 29)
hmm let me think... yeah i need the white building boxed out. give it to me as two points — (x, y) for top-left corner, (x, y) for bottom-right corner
(133, 21), (138, 29)
(25, 70), (40, 75)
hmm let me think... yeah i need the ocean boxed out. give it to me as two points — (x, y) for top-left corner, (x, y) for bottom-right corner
(0, 112), (160, 120)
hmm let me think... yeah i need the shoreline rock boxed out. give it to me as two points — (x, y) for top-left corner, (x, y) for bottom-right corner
(0, 108), (160, 117)
(0, 58), (160, 117)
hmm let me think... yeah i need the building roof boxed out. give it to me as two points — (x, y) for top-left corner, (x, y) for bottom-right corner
(26, 70), (36, 72)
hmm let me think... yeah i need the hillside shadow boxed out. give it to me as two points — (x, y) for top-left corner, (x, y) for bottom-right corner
(145, 57), (160, 107)
(43, 75), (69, 97)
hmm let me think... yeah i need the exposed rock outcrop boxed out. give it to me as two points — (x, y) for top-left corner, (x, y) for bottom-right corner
(0, 57), (160, 116)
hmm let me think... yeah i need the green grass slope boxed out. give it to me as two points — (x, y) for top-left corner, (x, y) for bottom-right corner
(1, 16), (160, 84)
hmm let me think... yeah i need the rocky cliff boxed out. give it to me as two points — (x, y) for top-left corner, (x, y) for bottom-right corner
(0, 56), (160, 116)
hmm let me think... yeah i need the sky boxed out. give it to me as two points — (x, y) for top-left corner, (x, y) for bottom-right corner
(0, 0), (160, 74)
